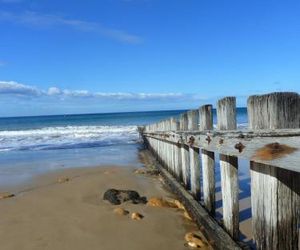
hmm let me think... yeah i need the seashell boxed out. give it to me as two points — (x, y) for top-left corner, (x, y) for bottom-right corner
(131, 212), (144, 220)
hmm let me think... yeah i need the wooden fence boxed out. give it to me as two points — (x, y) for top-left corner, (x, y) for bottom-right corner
(140, 92), (300, 250)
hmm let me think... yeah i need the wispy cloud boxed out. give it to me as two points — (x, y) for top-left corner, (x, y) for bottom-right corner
(0, 81), (202, 101)
(0, 11), (142, 44)
(0, 81), (41, 96)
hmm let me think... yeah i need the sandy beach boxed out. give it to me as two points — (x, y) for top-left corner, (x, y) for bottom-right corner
(0, 161), (211, 250)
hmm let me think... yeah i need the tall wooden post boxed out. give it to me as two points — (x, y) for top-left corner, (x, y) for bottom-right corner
(248, 92), (300, 250)
(217, 97), (239, 240)
(180, 113), (190, 188)
(166, 119), (172, 172)
(188, 110), (201, 200)
(176, 121), (183, 181)
(170, 117), (177, 176)
(199, 104), (216, 215)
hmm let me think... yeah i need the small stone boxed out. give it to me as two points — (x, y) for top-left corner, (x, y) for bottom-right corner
(58, 177), (70, 183)
(169, 199), (185, 210)
(131, 212), (144, 220)
(113, 207), (129, 216)
(188, 242), (199, 248)
(0, 192), (15, 200)
(103, 189), (147, 205)
(183, 211), (193, 221)
(184, 232), (205, 248)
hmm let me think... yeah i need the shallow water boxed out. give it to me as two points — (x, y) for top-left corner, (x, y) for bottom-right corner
(0, 144), (143, 187)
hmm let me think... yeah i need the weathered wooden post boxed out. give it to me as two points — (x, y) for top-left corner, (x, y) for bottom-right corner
(187, 110), (201, 200)
(199, 104), (216, 215)
(248, 92), (300, 250)
(217, 97), (239, 240)
(169, 117), (177, 175)
(176, 120), (183, 181)
(156, 122), (161, 164)
(180, 113), (190, 188)
(165, 119), (171, 171)
(161, 120), (168, 169)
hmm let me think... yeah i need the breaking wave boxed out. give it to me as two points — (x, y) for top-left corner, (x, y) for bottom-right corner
(0, 125), (139, 152)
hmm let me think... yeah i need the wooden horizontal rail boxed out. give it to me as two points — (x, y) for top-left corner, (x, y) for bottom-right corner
(143, 128), (300, 138)
(142, 130), (300, 173)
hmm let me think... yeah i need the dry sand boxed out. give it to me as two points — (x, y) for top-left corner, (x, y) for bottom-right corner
(0, 165), (210, 250)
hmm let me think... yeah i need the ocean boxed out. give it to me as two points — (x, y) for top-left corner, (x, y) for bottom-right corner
(0, 108), (248, 187)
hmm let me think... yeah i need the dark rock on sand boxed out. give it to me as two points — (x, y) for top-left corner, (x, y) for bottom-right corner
(103, 189), (147, 205)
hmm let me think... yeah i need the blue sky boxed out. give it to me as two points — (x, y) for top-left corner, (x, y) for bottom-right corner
(0, 0), (299, 116)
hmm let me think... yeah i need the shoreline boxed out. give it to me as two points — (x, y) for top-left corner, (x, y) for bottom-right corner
(0, 162), (211, 250)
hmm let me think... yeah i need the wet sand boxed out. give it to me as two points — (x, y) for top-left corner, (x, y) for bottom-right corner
(0, 165), (210, 250)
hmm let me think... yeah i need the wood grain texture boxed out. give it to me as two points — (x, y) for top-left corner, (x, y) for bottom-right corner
(199, 104), (213, 131)
(180, 113), (188, 131)
(188, 109), (201, 198)
(143, 131), (300, 173)
(190, 146), (201, 200)
(220, 154), (239, 239)
(199, 104), (215, 214)
(248, 92), (300, 250)
(248, 92), (300, 130)
(175, 121), (183, 181)
(180, 114), (190, 188)
(187, 110), (199, 130)
(181, 143), (190, 189)
(217, 97), (237, 130)
(217, 96), (240, 240)
(201, 149), (215, 215)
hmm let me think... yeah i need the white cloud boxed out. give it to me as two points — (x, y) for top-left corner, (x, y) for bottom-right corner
(47, 87), (62, 96)
(0, 11), (142, 44)
(63, 89), (92, 97)
(0, 81), (41, 96)
(0, 81), (203, 102)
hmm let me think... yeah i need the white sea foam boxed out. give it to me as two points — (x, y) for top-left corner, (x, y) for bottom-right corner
(0, 123), (249, 153)
(0, 125), (139, 152)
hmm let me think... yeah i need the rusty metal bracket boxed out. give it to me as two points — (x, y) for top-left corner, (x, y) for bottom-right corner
(234, 142), (245, 153)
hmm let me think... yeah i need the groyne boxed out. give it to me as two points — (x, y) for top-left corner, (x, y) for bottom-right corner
(140, 92), (300, 250)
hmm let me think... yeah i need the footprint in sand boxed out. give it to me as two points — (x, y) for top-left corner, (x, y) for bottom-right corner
(113, 207), (129, 216)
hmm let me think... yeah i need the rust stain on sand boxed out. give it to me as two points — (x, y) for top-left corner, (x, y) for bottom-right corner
(253, 142), (297, 161)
